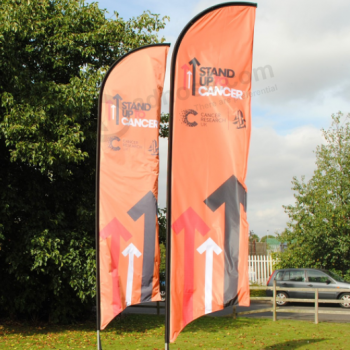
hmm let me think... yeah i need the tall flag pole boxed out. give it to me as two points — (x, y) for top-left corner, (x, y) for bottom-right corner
(166, 2), (256, 345)
(96, 44), (170, 349)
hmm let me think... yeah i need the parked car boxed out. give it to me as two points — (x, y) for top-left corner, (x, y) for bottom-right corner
(266, 268), (350, 308)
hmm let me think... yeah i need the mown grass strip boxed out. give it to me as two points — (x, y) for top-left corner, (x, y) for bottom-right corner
(0, 314), (348, 349)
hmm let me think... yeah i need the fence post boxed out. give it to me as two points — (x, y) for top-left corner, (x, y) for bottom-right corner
(263, 255), (266, 284)
(157, 301), (160, 315)
(314, 289), (319, 324)
(269, 255), (273, 277)
(273, 279), (277, 321)
(232, 305), (237, 319)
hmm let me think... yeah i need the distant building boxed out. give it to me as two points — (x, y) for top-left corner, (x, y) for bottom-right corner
(266, 237), (287, 253)
(249, 241), (267, 255)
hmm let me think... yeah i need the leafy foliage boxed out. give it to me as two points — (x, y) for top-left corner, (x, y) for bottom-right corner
(0, 0), (168, 322)
(157, 207), (167, 246)
(159, 113), (169, 138)
(157, 208), (167, 288)
(276, 112), (350, 280)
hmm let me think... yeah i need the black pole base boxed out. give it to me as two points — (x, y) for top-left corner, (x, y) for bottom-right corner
(97, 330), (103, 350)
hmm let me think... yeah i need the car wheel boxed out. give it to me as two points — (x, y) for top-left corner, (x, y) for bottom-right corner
(339, 293), (350, 308)
(276, 292), (288, 306)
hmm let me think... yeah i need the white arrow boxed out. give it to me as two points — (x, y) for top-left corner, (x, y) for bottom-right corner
(111, 104), (116, 120)
(122, 243), (142, 306)
(197, 238), (222, 314)
(187, 71), (192, 89)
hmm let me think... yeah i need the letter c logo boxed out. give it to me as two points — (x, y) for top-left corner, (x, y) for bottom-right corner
(181, 109), (198, 127)
(109, 136), (121, 151)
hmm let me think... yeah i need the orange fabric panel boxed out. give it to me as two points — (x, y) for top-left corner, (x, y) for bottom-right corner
(169, 5), (256, 342)
(98, 45), (169, 330)
(151, 222), (161, 300)
(238, 203), (250, 305)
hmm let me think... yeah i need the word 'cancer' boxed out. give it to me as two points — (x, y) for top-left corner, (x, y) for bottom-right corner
(198, 86), (243, 99)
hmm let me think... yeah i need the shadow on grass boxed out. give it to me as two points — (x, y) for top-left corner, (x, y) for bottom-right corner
(181, 315), (269, 334)
(0, 314), (165, 337)
(262, 338), (328, 349)
(0, 313), (267, 339)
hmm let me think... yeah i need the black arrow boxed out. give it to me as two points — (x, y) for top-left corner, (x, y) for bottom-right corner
(113, 94), (123, 125)
(189, 58), (200, 96)
(128, 191), (157, 302)
(204, 175), (247, 305)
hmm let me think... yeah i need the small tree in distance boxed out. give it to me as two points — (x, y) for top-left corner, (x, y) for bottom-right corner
(276, 112), (350, 280)
(249, 230), (260, 242)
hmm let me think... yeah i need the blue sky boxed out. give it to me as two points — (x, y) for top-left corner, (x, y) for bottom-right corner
(91, 0), (350, 237)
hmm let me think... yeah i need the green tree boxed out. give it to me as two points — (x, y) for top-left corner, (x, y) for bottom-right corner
(159, 113), (170, 138)
(249, 230), (259, 242)
(157, 207), (167, 288)
(276, 112), (350, 280)
(0, 0), (168, 322)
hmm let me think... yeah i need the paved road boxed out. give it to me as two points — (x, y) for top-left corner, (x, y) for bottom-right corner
(211, 301), (350, 322)
(123, 300), (350, 323)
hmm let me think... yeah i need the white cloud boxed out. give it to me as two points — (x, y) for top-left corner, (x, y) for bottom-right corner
(192, 0), (350, 124)
(95, 0), (346, 237)
(156, 0), (337, 236)
(158, 124), (325, 238)
(246, 124), (324, 236)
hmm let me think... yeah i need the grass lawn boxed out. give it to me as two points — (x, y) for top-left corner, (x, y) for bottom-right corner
(0, 314), (348, 350)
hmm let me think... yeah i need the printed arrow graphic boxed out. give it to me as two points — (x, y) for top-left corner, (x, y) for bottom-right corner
(128, 191), (157, 302)
(122, 243), (142, 306)
(187, 71), (192, 89)
(197, 238), (222, 314)
(181, 64), (190, 89)
(113, 94), (123, 125)
(204, 175), (247, 304)
(100, 217), (132, 315)
(111, 105), (116, 120)
(189, 58), (200, 96)
(172, 207), (210, 325)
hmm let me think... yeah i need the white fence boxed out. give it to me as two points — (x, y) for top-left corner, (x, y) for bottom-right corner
(248, 255), (274, 285)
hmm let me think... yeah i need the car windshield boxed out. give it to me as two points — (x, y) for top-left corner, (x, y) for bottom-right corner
(324, 270), (347, 283)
